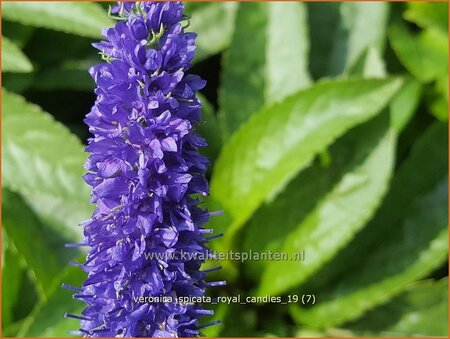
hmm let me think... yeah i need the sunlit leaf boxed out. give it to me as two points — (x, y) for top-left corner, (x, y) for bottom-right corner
(2, 89), (92, 242)
(389, 78), (422, 132)
(2, 190), (76, 299)
(308, 3), (389, 78)
(2, 2), (112, 38)
(211, 77), (402, 252)
(290, 122), (448, 327)
(1, 241), (25, 327)
(18, 263), (86, 337)
(390, 24), (448, 83)
(344, 279), (448, 337)
(186, 2), (238, 63)
(219, 2), (311, 137)
(404, 2), (448, 34)
(248, 113), (396, 296)
(2, 36), (33, 73)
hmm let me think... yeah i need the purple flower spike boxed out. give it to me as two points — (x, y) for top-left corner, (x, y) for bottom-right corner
(67, 2), (223, 337)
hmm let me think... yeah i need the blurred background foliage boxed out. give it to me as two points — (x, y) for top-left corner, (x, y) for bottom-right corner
(1, 1), (448, 337)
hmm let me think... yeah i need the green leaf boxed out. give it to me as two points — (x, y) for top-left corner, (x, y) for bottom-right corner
(302, 121), (448, 292)
(389, 24), (448, 83)
(2, 189), (72, 299)
(2, 36), (33, 73)
(219, 2), (311, 138)
(187, 2), (238, 63)
(292, 180), (448, 328)
(339, 3), (389, 72)
(264, 3), (311, 102)
(252, 113), (396, 296)
(3, 319), (28, 338)
(389, 78), (422, 132)
(242, 114), (395, 282)
(290, 122), (448, 328)
(18, 263), (86, 337)
(391, 5), (448, 123)
(308, 3), (389, 78)
(430, 72), (449, 122)
(347, 46), (386, 78)
(211, 77), (403, 251)
(344, 279), (448, 337)
(431, 96), (449, 122)
(2, 242), (25, 328)
(2, 2), (112, 38)
(2, 89), (92, 242)
(404, 2), (448, 34)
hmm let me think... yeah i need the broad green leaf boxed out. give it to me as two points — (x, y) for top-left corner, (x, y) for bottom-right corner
(243, 113), (392, 279)
(264, 3), (311, 102)
(347, 46), (386, 78)
(2, 243), (25, 327)
(430, 72), (449, 122)
(431, 96), (449, 122)
(290, 122), (448, 327)
(2, 89), (92, 242)
(219, 2), (311, 138)
(309, 3), (388, 78)
(3, 319), (27, 338)
(291, 179), (448, 328)
(389, 24), (448, 83)
(344, 279), (448, 337)
(391, 5), (448, 123)
(19, 263), (86, 337)
(187, 2), (238, 63)
(6, 268), (39, 329)
(2, 190), (72, 299)
(243, 161), (340, 281)
(256, 113), (396, 296)
(436, 73), (449, 102)
(389, 78), (422, 132)
(211, 78), (403, 250)
(339, 3), (389, 72)
(2, 36), (33, 73)
(2, 2), (112, 39)
(404, 2), (448, 34)
(301, 122), (448, 293)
